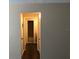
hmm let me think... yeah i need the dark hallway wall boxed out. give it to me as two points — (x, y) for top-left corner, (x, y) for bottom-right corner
(9, 3), (70, 59)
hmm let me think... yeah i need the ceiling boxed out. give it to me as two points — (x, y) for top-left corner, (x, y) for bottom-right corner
(10, 0), (70, 4)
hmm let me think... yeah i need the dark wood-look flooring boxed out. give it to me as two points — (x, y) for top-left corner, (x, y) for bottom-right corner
(22, 43), (40, 59)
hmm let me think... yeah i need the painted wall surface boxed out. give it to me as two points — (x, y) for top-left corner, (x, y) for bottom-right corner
(9, 3), (70, 59)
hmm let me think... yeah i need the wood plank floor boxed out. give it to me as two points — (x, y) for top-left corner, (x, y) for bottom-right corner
(22, 43), (40, 59)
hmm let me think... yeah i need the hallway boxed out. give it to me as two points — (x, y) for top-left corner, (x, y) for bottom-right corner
(22, 43), (40, 59)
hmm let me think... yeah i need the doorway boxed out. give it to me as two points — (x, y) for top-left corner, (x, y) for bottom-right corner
(28, 21), (34, 43)
(20, 12), (41, 59)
